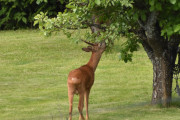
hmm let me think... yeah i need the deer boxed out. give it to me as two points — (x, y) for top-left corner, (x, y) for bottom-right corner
(67, 40), (106, 120)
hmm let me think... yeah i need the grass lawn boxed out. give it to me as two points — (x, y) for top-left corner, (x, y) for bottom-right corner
(0, 30), (180, 120)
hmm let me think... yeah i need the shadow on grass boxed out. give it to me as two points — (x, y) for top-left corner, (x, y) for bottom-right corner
(171, 97), (180, 108)
(25, 101), (151, 120)
(22, 98), (180, 120)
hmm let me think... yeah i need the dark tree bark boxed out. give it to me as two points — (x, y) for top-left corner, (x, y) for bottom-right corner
(141, 34), (179, 107)
(151, 54), (173, 106)
(133, 12), (180, 107)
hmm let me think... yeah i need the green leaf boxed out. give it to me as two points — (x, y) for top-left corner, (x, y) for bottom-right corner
(66, 4), (75, 9)
(174, 24), (180, 32)
(156, 2), (162, 11)
(36, 0), (41, 4)
(150, 6), (155, 11)
(149, 0), (155, 6)
(22, 17), (27, 24)
(167, 27), (174, 37)
(33, 20), (39, 26)
(95, 0), (101, 5)
(170, 0), (176, 4)
(133, 13), (138, 20)
(141, 13), (146, 21)
(161, 31), (165, 36)
(60, 0), (64, 4)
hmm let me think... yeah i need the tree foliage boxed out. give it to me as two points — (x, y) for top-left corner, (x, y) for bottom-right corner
(0, 0), (66, 29)
(34, 0), (180, 62)
(134, 0), (180, 38)
(34, 0), (138, 62)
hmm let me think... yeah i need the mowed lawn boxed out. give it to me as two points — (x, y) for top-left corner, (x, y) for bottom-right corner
(0, 30), (180, 120)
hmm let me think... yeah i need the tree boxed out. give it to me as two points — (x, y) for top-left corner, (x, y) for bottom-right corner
(34, 0), (180, 107)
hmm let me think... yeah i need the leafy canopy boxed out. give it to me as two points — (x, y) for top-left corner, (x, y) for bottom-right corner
(34, 0), (180, 62)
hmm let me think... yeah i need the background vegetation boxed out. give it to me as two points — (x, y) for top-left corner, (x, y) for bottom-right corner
(0, 0), (66, 30)
(1, 30), (180, 120)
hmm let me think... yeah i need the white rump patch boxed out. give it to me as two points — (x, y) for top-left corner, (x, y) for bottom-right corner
(72, 77), (79, 82)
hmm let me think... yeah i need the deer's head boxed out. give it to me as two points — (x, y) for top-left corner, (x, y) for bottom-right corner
(82, 40), (106, 54)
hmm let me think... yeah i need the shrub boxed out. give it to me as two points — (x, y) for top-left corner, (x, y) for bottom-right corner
(0, 0), (66, 29)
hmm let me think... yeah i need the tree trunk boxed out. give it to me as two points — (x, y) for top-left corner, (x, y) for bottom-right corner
(134, 11), (180, 107)
(140, 34), (179, 107)
(151, 56), (173, 107)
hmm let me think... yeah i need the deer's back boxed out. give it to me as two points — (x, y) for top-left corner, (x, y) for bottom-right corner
(68, 65), (94, 89)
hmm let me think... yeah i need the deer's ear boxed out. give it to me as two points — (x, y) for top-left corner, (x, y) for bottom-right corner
(82, 47), (92, 52)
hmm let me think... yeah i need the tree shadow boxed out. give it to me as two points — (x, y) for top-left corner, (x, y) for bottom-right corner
(171, 97), (180, 108)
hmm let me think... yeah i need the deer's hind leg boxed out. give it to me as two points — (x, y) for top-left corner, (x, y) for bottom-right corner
(78, 91), (85, 120)
(68, 84), (75, 120)
(85, 90), (90, 120)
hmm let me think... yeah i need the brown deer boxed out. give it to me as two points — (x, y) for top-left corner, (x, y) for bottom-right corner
(67, 40), (106, 120)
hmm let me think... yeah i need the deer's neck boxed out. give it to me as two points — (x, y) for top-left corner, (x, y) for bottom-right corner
(87, 52), (102, 72)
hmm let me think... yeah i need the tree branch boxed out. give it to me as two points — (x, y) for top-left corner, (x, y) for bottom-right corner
(145, 12), (159, 39)
(142, 39), (155, 62)
(82, 21), (106, 31)
(129, 28), (154, 61)
(138, 18), (146, 30)
(144, 12), (167, 57)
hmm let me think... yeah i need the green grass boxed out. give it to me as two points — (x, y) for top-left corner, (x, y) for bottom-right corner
(0, 30), (180, 120)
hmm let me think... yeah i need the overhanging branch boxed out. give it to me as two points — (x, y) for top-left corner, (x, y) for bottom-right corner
(145, 11), (159, 39)
(81, 21), (106, 31)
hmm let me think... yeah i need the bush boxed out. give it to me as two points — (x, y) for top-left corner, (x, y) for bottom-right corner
(0, 0), (66, 30)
